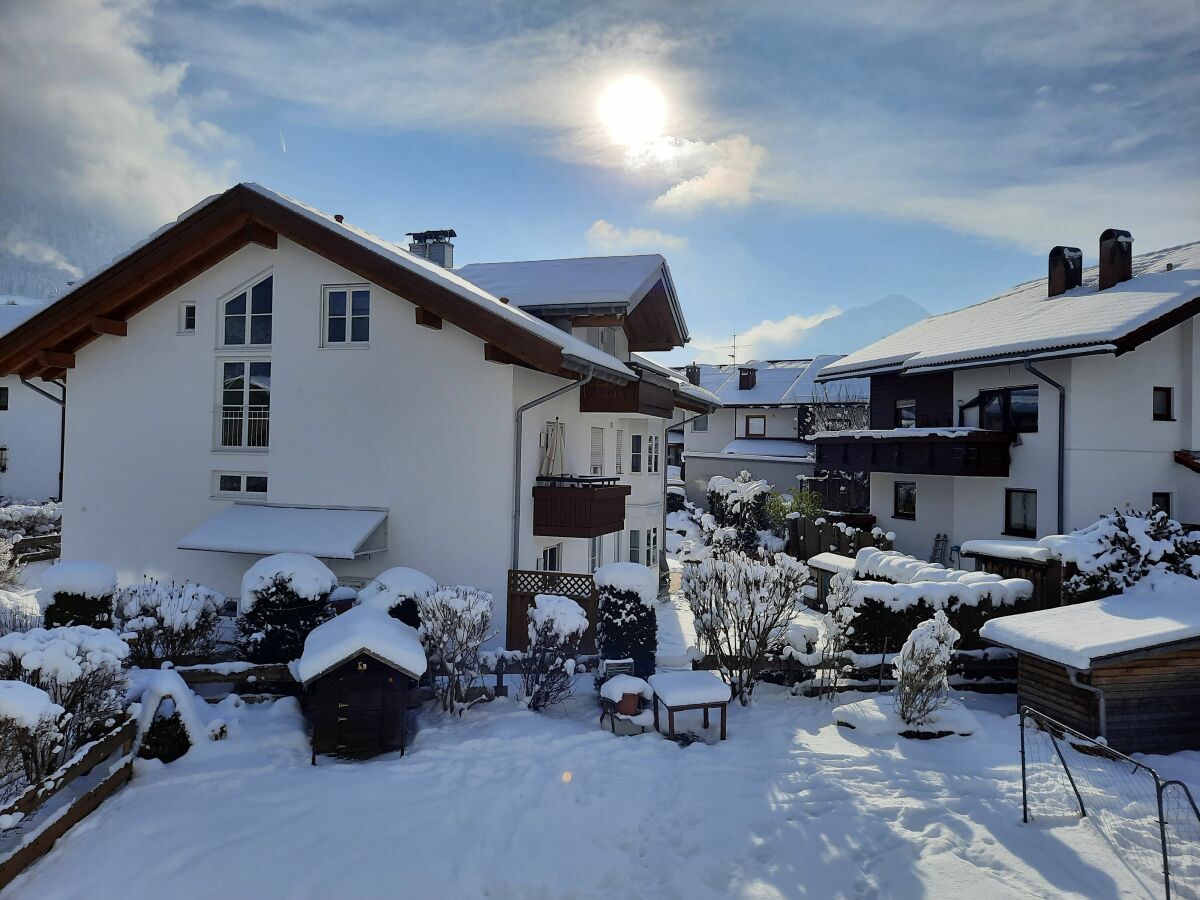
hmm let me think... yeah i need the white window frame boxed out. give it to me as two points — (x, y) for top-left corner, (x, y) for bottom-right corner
(646, 434), (661, 474)
(589, 536), (603, 573)
(321, 284), (371, 347)
(216, 358), (271, 450)
(645, 527), (659, 568)
(692, 415), (709, 432)
(537, 543), (563, 572)
(213, 471), (269, 499)
(179, 302), (197, 335)
(628, 529), (641, 564)
(218, 271), (273, 349)
(631, 434), (643, 473)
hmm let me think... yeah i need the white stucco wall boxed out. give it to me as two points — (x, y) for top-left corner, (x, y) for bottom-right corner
(0, 374), (62, 501)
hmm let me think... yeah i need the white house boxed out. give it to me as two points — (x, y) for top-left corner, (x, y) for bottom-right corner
(0, 297), (62, 501)
(813, 232), (1200, 561)
(671, 356), (868, 506)
(0, 184), (717, 648)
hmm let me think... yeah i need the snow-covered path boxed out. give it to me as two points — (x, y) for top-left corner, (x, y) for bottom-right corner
(3, 688), (1176, 899)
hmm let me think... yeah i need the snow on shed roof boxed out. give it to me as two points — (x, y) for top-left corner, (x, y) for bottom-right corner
(178, 503), (387, 559)
(297, 604), (427, 683)
(821, 241), (1200, 379)
(687, 356), (869, 405)
(980, 572), (1200, 668)
(456, 255), (666, 309)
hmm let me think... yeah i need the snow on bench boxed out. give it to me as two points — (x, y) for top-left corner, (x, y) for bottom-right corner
(960, 539), (1053, 564)
(648, 671), (730, 740)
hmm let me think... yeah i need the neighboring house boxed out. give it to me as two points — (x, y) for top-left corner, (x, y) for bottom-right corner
(813, 232), (1200, 561)
(671, 356), (868, 506)
(0, 297), (62, 501)
(0, 184), (717, 648)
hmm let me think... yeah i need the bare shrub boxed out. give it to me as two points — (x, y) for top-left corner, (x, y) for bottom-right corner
(117, 579), (222, 666)
(894, 610), (960, 726)
(521, 594), (587, 712)
(417, 586), (495, 714)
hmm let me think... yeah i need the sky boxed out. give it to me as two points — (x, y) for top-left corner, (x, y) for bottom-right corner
(1, 0), (1197, 363)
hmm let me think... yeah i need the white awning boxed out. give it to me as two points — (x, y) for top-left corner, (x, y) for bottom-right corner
(178, 504), (388, 559)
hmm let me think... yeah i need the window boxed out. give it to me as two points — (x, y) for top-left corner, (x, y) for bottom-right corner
(586, 327), (614, 354)
(589, 536), (603, 573)
(647, 434), (660, 474)
(893, 481), (917, 519)
(894, 399), (916, 429)
(745, 415), (766, 437)
(537, 543), (562, 572)
(645, 527), (659, 567)
(222, 275), (272, 346)
(692, 415), (709, 433)
(179, 303), (196, 334)
(0, 387), (7, 411)
(1152, 492), (1173, 517)
(616, 429), (624, 475)
(628, 529), (641, 564)
(631, 434), (643, 473)
(590, 427), (605, 475)
(324, 285), (370, 345)
(1005, 489), (1037, 537)
(219, 360), (271, 448)
(1153, 387), (1174, 421)
(978, 386), (1038, 433)
(215, 472), (268, 497)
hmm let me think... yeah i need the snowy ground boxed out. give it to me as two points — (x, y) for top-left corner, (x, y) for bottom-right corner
(6, 685), (1185, 899)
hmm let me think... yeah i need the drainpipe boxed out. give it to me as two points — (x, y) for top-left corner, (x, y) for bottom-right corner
(1023, 361), (1065, 534)
(511, 367), (595, 570)
(1067, 666), (1107, 738)
(21, 378), (66, 502)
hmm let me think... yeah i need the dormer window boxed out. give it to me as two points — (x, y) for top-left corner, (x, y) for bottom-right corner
(222, 275), (273, 346)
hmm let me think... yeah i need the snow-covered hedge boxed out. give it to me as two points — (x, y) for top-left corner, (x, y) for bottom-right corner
(117, 579), (223, 666)
(0, 680), (66, 800)
(705, 471), (772, 550)
(595, 563), (657, 678)
(418, 586), (495, 714)
(522, 594), (587, 712)
(237, 554), (336, 663)
(358, 567), (438, 628)
(0, 501), (61, 540)
(39, 561), (118, 629)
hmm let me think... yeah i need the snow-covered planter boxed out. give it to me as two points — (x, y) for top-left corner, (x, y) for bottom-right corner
(39, 561), (118, 629)
(894, 611), (960, 727)
(357, 566), (437, 629)
(521, 594), (588, 712)
(705, 471), (772, 550)
(594, 563), (657, 678)
(599, 673), (653, 718)
(116, 579), (223, 667)
(683, 549), (809, 704)
(417, 586), (495, 714)
(237, 554), (336, 664)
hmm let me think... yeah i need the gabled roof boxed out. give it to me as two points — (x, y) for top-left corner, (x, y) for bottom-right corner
(629, 353), (721, 413)
(684, 356), (869, 406)
(456, 254), (689, 351)
(0, 184), (633, 384)
(820, 241), (1200, 380)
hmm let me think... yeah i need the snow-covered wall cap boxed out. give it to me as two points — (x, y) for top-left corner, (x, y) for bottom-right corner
(357, 567), (437, 612)
(0, 680), (62, 728)
(39, 561), (118, 600)
(960, 539), (1052, 564)
(297, 604), (427, 683)
(853, 547), (1032, 605)
(807, 552), (857, 575)
(594, 562), (659, 607)
(239, 553), (337, 615)
(980, 572), (1200, 668)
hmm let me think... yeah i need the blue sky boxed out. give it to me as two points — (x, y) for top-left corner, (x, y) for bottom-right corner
(1, 0), (1197, 361)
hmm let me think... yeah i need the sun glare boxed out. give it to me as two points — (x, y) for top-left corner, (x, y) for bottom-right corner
(598, 75), (667, 147)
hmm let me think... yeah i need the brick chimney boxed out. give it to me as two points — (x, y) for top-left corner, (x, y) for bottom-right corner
(685, 363), (701, 386)
(407, 229), (457, 268)
(1098, 229), (1133, 290)
(738, 366), (757, 390)
(1048, 246), (1083, 297)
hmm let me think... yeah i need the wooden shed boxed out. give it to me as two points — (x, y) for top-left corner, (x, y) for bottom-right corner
(297, 605), (428, 759)
(981, 574), (1200, 754)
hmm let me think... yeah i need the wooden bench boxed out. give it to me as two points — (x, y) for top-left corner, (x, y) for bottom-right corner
(648, 671), (730, 741)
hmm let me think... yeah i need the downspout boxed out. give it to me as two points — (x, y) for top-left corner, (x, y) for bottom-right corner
(511, 367), (595, 570)
(21, 378), (66, 502)
(1023, 361), (1065, 534)
(1067, 666), (1107, 738)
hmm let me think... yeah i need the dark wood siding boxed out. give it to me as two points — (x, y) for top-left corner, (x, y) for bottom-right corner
(1092, 647), (1200, 755)
(1017, 654), (1097, 736)
(305, 653), (412, 757)
(869, 372), (955, 430)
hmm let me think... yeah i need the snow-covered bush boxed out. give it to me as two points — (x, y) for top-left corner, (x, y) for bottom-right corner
(237, 554), (336, 663)
(594, 562), (658, 678)
(521, 594), (588, 712)
(1041, 509), (1200, 603)
(894, 611), (960, 726)
(0, 501), (61, 540)
(762, 488), (823, 537)
(139, 707), (191, 763)
(357, 566), (437, 629)
(417, 586), (495, 714)
(0, 680), (65, 799)
(683, 549), (809, 705)
(0, 626), (128, 765)
(816, 574), (859, 698)
(705, 471), (772, 551)
(117, 579), (223, 666)
(40, 561), (117, 629)
(0, 605), (40, 637)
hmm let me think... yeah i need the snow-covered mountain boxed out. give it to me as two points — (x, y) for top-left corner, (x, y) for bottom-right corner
(788, 294), (928, 357)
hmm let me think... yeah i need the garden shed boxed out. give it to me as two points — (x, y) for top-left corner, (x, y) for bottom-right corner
(297, 605), (427, 759)
(981, 572), (1200, 754)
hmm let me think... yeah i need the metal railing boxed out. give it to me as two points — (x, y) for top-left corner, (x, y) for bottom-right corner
(220, 405), (270, 448)
(1020, 706), (1200, 898)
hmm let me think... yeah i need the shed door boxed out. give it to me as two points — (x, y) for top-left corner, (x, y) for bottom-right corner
(336, 660), (385, 754)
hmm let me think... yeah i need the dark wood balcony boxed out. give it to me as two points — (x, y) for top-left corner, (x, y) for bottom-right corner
(814, 429), (1015, 478)
(579, 377), (675, 418)
(532, 475), (632, 538)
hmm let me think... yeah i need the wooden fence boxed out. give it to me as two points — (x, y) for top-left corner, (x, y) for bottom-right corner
(796, 474), (870, 514)
(959, 550), (1064, 608)
(0, 714), (137, 890)
(11, 533), (61, 564)
(786, 516), (893, 562)
(506, 569), (598, 653)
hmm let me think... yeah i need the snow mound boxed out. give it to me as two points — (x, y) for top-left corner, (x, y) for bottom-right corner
(357, 567), (437, 612)
(0, 626), (129, 682)
(0, 679), (62, 727)
(594, 563), (658, 606)
(648, 670), (730, 706)
(834, 696), (977, 737)
(529, 594), (588, 641)
(599, 673), (653, 703)
(853, 548), (1031, 607)
(128, 668), (211, 747)
(38, 561), (117, 606)
(297, 604), (427, 683)
(240, 553), (337, 614)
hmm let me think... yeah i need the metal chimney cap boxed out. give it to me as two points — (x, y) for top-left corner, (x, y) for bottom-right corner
(406, 229), (457, 242)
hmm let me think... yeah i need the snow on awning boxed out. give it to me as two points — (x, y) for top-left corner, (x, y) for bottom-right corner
(178, 504), (388, 559)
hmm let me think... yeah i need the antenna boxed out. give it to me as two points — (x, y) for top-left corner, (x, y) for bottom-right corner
(708, 334), (738, 365)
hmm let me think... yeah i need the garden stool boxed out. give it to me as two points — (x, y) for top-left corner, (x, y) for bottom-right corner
(648, 671), (730, 741)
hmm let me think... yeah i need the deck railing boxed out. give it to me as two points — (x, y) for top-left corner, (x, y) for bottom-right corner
(220, 404), (270, 448)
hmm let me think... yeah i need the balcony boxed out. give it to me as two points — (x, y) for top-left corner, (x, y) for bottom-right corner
(220, 404), (270, 448)
(532, 475), (632, 538)
(579, 377), (675, 418)
(813, 428), (1015, 478)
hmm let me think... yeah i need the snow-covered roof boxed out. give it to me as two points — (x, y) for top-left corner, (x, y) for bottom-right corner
(630, 353), (721, 410)
(456, 255), (665, 309)
(821, 241), (1200, 379)
(980, 572), (1200, 668)
(960, 539), (1053, 564)
(297, 604), (427, 683)
(716, 438), (814, 459)
(0, 297), (52, 338)
(178, 503), (387, 559)
(684, 356), (869, 406)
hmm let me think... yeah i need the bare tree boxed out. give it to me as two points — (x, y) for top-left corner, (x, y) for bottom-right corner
(521, 594), (587, 712)
(806, 382), (870, 434)
(417, 586), (496, 714)
(894, 611), (960, 726)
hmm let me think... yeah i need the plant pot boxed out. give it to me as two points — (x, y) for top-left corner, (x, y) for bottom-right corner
(616, 692), (641, 716)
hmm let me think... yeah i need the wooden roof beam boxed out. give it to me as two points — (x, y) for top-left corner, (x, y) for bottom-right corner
(90, 317), (128, 337)
(415, 308), (442, 330)
(38, 350), (75, 370)
(571, 314), (625, 327)
(244, 220), (278, 248)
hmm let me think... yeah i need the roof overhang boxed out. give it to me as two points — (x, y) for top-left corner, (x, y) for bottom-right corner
(178, 503), (388, 559)
(624, 269), (689, 350)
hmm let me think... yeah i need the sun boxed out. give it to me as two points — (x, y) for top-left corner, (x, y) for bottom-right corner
(598, 75), (667, 147)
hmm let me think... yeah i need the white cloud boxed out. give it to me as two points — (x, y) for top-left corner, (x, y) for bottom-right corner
(686, 306), (842, 363)
(651, 135), (766, 211)
(0, 236), (83, 280)
(585, 220), (687, 253)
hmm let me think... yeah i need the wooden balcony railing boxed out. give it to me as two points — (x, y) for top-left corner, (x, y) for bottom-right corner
(814, 430), (1015, 478)
(532, 476), (631, 538)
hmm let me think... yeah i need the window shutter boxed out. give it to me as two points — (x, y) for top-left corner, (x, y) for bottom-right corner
(616, 429), (624, 474)
(590, 427), (605, 475)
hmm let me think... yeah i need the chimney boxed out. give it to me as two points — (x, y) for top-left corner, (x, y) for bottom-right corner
(1098, 229), (1133, 290)
(407, 229), (457, 268)
(1047, 246), (1083, 297)
(685, 363), (701, 386)
(738, 366), (756, 390)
